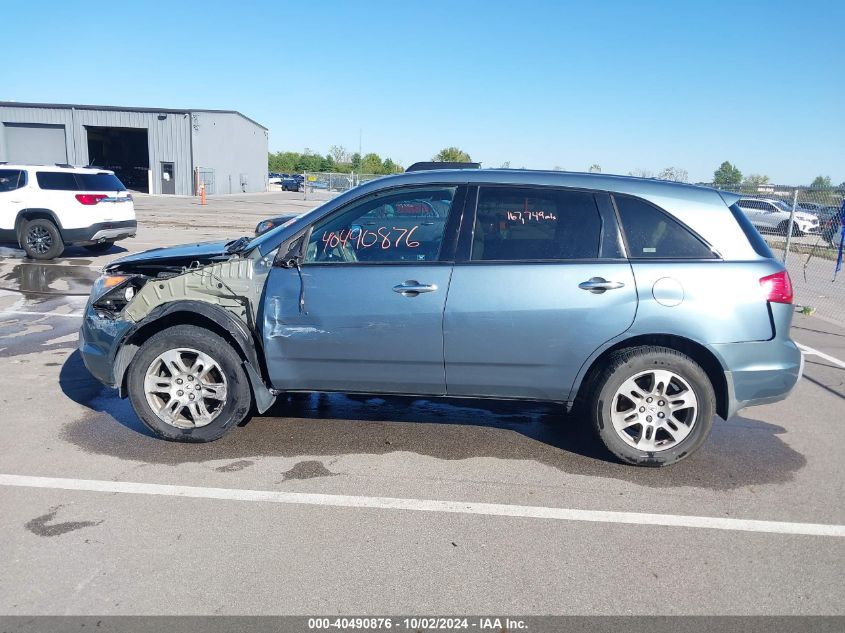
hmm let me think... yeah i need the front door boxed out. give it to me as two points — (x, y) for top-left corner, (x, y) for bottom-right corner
(160, 162), (176, 195)
(0, 169), (28, 238)
(262, 185), (465, 395)
(443, 185), (637, 401)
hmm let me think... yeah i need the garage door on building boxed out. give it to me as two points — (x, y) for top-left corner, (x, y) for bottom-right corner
(3, 123), (68, 164)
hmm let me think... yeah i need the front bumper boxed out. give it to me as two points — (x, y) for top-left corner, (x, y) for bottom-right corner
(78, 302), (133, 388)
(64, 220), (137, 245)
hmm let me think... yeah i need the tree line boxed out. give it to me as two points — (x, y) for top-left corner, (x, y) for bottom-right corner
(269, 147), (841, 190)
(712, 161), (841, 190)
(269, 146), (404, 176)
(268, 146), (477, 175)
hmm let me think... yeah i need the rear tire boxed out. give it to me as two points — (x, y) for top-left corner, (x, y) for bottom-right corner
(83, 241), (115, 253)
(127, 325), (253, 442)
(590, 346), (715, 467)
(21, 218), (64, 260)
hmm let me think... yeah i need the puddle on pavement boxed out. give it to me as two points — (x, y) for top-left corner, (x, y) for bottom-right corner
(58, 351), (806, 491)
(0, 261), (100, 297)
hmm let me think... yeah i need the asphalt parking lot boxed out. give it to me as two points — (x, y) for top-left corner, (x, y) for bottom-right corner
(0, 192), (843, 615)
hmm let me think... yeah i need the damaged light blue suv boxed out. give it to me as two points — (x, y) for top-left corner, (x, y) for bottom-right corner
(79, 167), (802, 466)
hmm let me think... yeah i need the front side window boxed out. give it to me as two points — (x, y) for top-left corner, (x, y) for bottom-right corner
(0, 169), (26, 192)
(614, 195), (716, 259)
(304, 187), (456, 264)
(471, 186), (601, 261)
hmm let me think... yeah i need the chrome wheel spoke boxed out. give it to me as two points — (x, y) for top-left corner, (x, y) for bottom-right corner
(158, 398), (182, 423)
(145, 374), (172, 394)
(201, 382), (227, 401)
(637, 427), (657, 451)
(187, 400), (212, 425)
(668, 388), (695, 411)
(662, 418), (693, 444)
(650, 369), (675, 397)
(160, 349), (191, 375)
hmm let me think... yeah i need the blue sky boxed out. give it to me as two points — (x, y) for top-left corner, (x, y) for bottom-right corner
(3, 0), (843, 184)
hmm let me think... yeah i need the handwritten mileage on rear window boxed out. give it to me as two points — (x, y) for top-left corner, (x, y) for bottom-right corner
(506, 210), (556, 224)
(321, 226), (421, 252)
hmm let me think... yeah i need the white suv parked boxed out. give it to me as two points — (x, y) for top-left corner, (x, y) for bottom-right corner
(736, 197), (819, 237)
(0, 164), (136, 259)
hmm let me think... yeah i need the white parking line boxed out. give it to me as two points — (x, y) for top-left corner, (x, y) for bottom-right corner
(0, 310), (84, 319)
(797, 343), (845, 369)
(1, 474), (843, 538)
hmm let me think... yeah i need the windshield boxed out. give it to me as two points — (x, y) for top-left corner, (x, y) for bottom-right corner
(772, 200), (793, 212)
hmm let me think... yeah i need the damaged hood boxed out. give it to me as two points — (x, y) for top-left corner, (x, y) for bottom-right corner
(105, 240), (235, 274)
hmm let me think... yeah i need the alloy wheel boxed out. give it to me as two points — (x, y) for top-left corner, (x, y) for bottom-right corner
(144, 348), (228, 429)
(610, 369), (698, 452)
(26, 225), (53, 254)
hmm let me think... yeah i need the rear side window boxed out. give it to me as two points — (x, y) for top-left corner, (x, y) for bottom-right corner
(36, 171), (79, 190)
(0, 169), (26, 192)
(36, 171), (126, 191)
(471, 186), (601, 261)
(729, 204), (774, 258)
(614, 195), (716, 259)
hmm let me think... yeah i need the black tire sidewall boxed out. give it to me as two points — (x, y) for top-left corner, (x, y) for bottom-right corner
(592, 349), (714, 466)
(127, 325), (252, 442)
(22, 219), (64, 260)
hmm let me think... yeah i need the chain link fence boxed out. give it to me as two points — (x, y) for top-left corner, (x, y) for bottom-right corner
(717, 185), (845, 327)
(302, 172), (385, 201)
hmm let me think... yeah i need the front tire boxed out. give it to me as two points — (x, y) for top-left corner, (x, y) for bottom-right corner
(127, 325), (253, 442)
(590, 346), (715, 466)
(22, 218), (64, 260)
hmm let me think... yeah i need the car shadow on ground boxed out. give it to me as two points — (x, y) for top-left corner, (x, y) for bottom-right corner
(59, 350), (806, 490)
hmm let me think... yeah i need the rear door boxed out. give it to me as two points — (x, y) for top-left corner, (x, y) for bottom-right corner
(443, 185), (637, 401)
(262, 185), (465, 395)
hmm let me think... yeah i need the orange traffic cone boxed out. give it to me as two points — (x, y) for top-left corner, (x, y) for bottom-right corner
(200, 180), (207, 206)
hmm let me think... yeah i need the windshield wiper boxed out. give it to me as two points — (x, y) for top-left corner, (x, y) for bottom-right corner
(225, 236), (252, 254)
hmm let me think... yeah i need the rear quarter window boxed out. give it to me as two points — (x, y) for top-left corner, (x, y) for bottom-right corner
(729, 204), (775, 258)
(614, 195), (717, 259)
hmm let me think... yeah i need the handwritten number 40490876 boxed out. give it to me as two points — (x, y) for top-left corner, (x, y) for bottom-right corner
(322, 225), (421, 253)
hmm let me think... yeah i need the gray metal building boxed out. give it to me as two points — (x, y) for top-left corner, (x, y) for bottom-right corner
(0, 102), (268, 195)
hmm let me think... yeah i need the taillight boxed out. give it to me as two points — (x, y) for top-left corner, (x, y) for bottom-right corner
(760, 270), (793, 304)
(76, 194), (107, 205)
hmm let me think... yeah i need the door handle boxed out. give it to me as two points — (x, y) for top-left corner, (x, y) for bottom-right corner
(578, 277), (625, 294)
(393, 280), (438, 297)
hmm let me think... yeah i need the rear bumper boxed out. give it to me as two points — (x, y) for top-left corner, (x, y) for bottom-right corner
(63, 220), (137, 245)
(713, 338), (803, 418)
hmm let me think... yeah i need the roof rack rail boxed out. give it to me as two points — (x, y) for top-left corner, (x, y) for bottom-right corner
(54, 163), (74, 168)
(406, 161), (480, 172)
